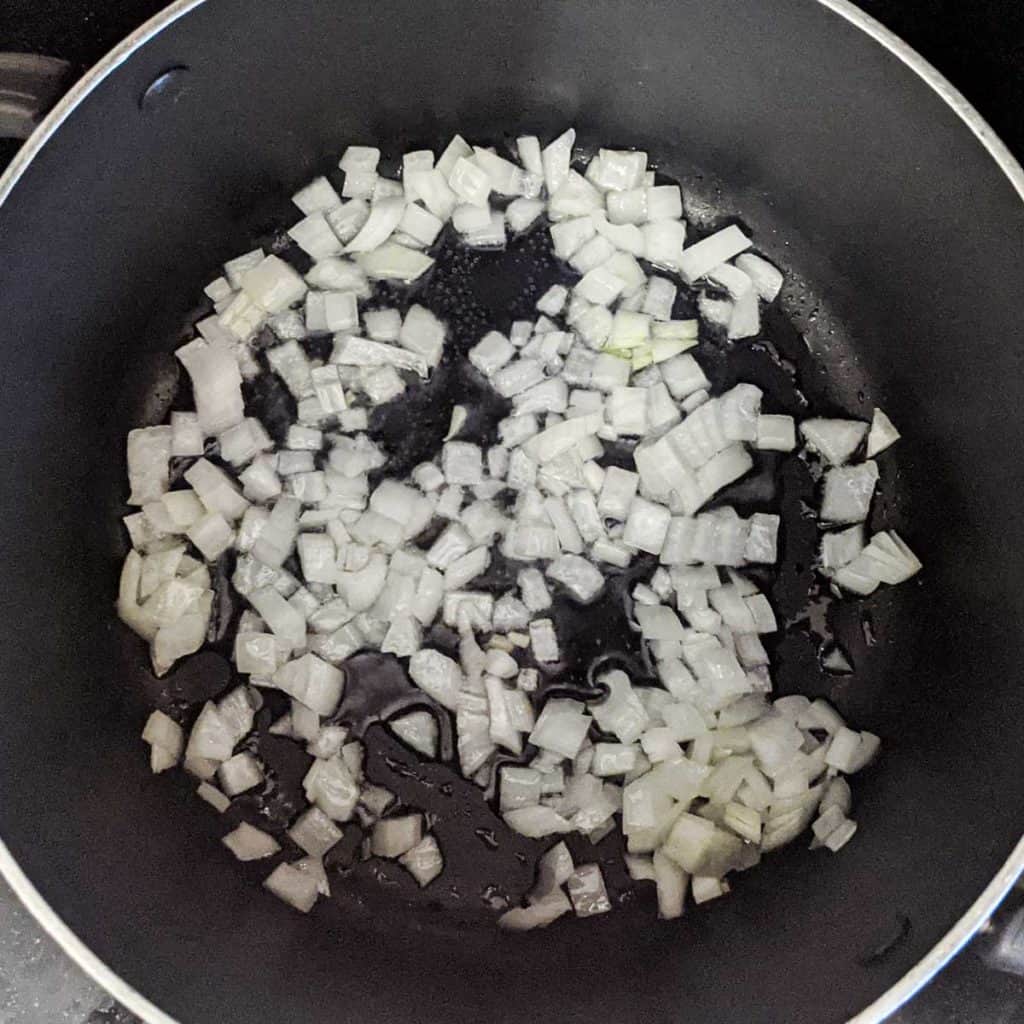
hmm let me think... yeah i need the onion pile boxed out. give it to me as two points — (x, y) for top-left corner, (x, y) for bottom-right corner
(121, 127), (920, 924)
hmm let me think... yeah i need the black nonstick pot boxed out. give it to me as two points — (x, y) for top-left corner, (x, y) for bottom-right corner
(2, 2), (1024, 1023)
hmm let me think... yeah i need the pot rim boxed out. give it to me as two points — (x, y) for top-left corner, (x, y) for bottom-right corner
(1, 2), (1022, 1022)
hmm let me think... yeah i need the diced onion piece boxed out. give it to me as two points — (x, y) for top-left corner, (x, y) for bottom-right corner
(867, 408), (901, 457)
(546, 554), (604, 603)
(499, 889), (572, 931)
(643, 220), (686, 272)
(529, 698), (590, 758)
(196, 782), (231, 813)
(357, 243), (434, 283)
(264, 863), (319, 913)
(142, 710), (184, 772)
(271, 653), (344, 716)
(800, 418), (868, 466)
(678, 225), (753, 285)
(653, 850), (688, 919)
(241, 255), (308, 314)
(529, 618), (561, 663)
(408, 649), (464, 710)
(290, 212), (344, 260)
(692, 875), (730, 905)
(304, 755), (360, 822)
(636, 605), (685, 641)
(756, 414), (796, 452)
(821, 462), (879, 524)
(505, 805), (573, 839)
(345, 196), (406, 253)
(399, 834), (444, 886)
(542, 128), (576, 196)
(129, 432), (182, 516)
(223, 822), (280, 862)
(292, 176), (342, 215)
(506, 198), (545, 233)
(185, 701), (236, 763)
(735, 252), (784, 302)
(592, 671), (650, 743)
(567, 863), (612, 916)
(371, 813), (423, 858)
(824, 818), (858, 852)
(217, 752), (263, 796)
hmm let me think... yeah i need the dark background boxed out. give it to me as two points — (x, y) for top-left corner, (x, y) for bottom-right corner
(1, 2), (1023, 1023)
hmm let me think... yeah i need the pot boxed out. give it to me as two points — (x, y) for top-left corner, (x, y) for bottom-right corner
(1, 2), (1023, 1022)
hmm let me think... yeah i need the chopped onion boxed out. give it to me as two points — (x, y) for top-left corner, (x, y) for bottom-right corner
(223, 822), (280, 862)
(499, 889), (572, 931)
(263, 863), (319, 913)
(505, 805), (573, 839)
(118, 126), (917, 935)
(821, 462), (879, 524)
(800, 418), (868, 466)
(408, 649), (463, 710)
(529, 618), (561, 663)
(867, 408), (900, 457)
(371, 813), (423, 858)
(567, 863), (612, 916)
(399, 834), (444, 886)
(357, 243), (434, 283)
(678, 225), (753, 285)
(196, 782), (231, 813)
(217, 752), (263, 796)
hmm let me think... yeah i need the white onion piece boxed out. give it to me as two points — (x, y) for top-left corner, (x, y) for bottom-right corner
(542, 128), (575, 195)
(196, 782), (231, 813)
(292, 176), (341, 215)
(357, 242), (434, 283)
(408, 649), (464, 710)
(387, 711), (438, 758)
(224, 249), (264, 289)
(504, 805), (573, 839)
(734, 252), (783, 302)
(173, 341), (246, 439)
(867, 408), (901, 456)
(184, 701), (235, 764)
(399, 834), (444, 886)
(345, 196), (406, 253)
(592, 671), (650, 743)
(304, 755), (359, 822)
(678, 225), (753, 284)
(692, 875), (730, 904)
(528, 698), (589, 759)
(652, 850), (688, 919)
(290, 212), (344, 260)
(567, 863), (612, 917)
(270, 654), (344, 715)
(217, 752), (263, 796)
(241, 255), (308, 314)
(821, 462), (879, 524)
(371, 813), (423, 858)
(800, 418), (868, 466)
(529, 618), (560, 663)
(223, 823), (280, 862)
(499, 889), (572, 931)
(264, 863), (319, 913)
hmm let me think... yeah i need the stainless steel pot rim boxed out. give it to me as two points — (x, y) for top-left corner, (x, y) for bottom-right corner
(1, 2), (1022, 1022)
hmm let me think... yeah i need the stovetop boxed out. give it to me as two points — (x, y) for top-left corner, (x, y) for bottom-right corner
(1, 2), (1023, 1022)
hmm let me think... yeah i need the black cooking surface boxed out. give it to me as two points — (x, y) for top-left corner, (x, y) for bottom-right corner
(1, 3), (1023, 1023)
